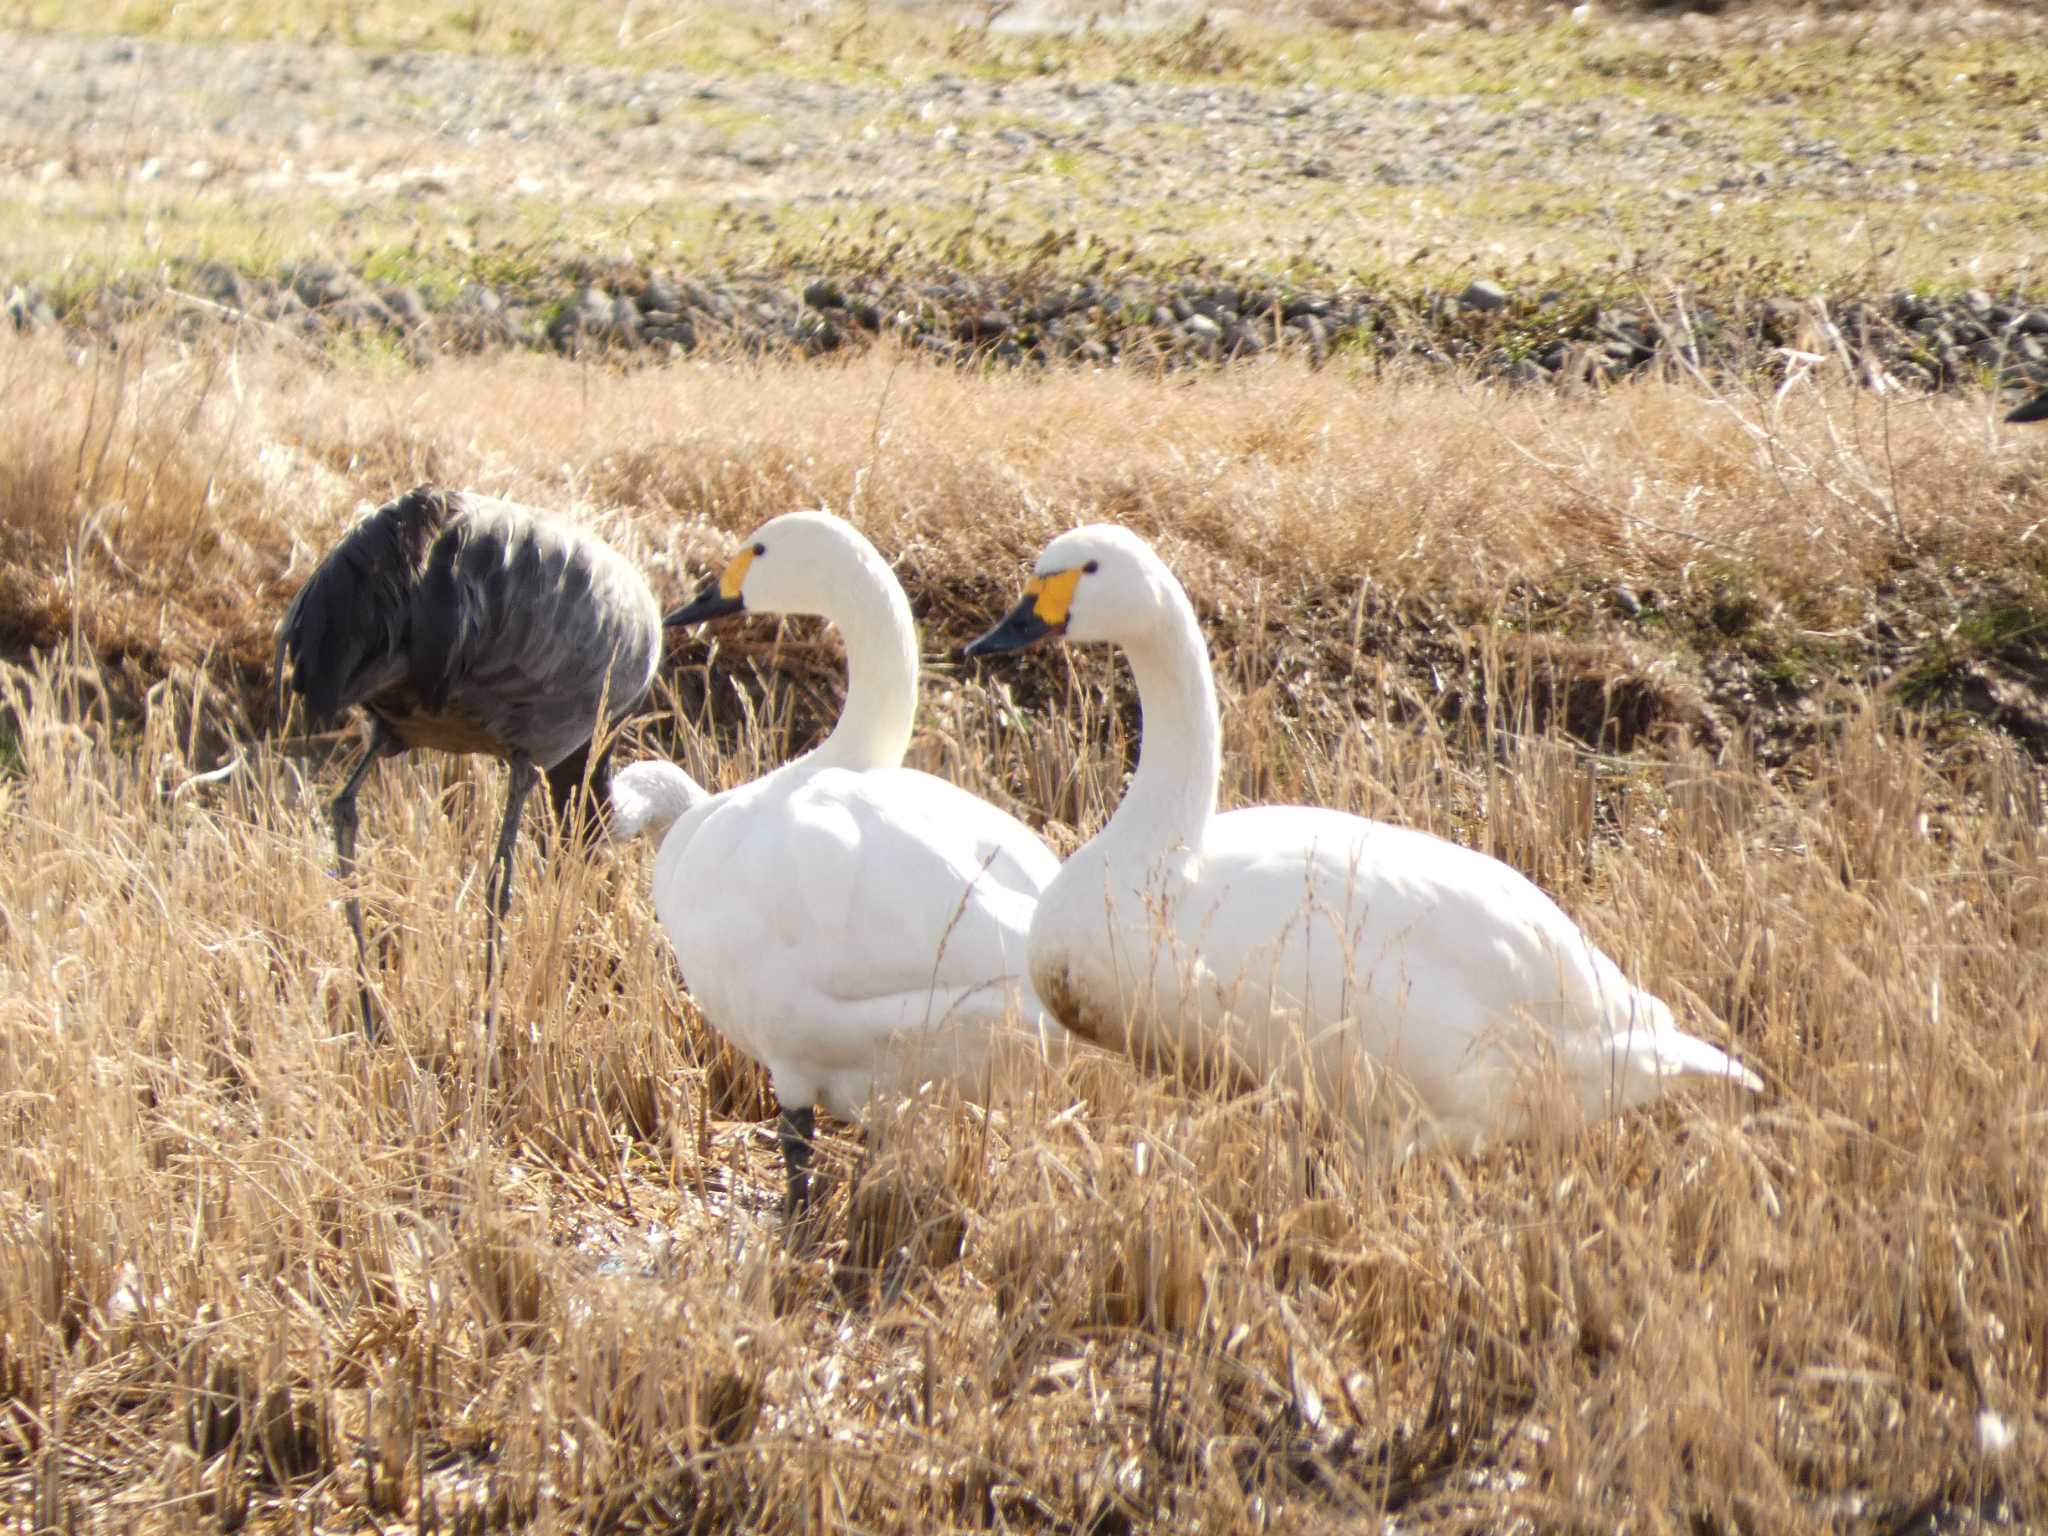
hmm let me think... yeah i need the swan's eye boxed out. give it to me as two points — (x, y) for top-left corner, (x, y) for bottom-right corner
(753, 542), (766, 557)
(1083, 559), (1100, 574)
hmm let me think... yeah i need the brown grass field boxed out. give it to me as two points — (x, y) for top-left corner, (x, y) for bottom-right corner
(2, 314), (2046, 1532)
(4, 3), (2048, 1526)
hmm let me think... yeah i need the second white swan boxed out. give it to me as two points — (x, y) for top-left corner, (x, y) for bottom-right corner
(629, 511), (1066, 1210)
(966, 523), (1761, 1155)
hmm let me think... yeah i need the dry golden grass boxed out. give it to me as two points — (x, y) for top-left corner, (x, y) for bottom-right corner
(3, 324), (2046, 1531)
(6, 321), (2040, 717)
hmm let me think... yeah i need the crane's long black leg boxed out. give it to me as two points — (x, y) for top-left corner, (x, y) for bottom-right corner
(333, 720), (401, 1042)
(779, 1105), (818, 1220)
(482, 753), (541, 1019)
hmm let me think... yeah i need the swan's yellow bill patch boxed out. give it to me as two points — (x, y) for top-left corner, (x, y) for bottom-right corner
(1026, 568), (1083, 626)
(718, 546), (756, 600)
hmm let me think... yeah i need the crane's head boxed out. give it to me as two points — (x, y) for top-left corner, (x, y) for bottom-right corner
(964, 523), (1180, 657)
(664, 510), (893, 629)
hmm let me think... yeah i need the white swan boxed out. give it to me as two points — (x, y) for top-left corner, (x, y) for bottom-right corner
(641, 511), (1067, 1210)
(965, 524), (1762, 1155)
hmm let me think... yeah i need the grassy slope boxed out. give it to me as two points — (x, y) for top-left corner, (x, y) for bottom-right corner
(6, 328), (2045, 749)
(2, 327), (2046, 1528)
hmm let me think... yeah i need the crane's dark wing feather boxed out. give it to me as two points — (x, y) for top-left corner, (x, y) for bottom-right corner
(409, 518), (484, 712)
(407, 497), (577, 713)
(271, 597), (297, 726)
(275, 486), (458, 726)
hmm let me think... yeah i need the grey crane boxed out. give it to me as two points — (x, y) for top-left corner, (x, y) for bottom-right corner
(275, 485), (663, 1037)
(2010, 391), (2048, 425)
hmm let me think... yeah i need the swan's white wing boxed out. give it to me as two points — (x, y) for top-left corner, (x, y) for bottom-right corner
(868, 768), (1061, 895)
(768, 770), (1043, 1002)
(1142, 806), (1751, 1143)
(1194, 808), (1579, 1017)
(1572, 941), (1762, 1095)
(655, 767), (1049, 1117)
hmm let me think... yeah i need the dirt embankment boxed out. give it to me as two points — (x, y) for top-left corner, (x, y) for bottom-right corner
(5, 23), (2047, 768)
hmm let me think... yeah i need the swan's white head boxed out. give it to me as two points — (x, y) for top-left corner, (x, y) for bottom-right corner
(665, 510), (890, 627)
(965, 524), (1178, 656)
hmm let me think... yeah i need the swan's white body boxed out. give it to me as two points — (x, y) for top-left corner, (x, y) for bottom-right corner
(970, 525), (1761, 1154)
(635, 512), (1064, 1125)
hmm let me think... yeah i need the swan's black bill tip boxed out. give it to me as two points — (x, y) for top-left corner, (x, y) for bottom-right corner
(664, 577), (746, 628)
(2007, 391), (2048, 425)
(965, 597), (1060, 659)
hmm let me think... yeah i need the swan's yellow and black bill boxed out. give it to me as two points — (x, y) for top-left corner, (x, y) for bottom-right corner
(965, 569), (1081, 656)
(964, 597), (1051, 656)
(717, 545), (757, 597)
(664, 572), (745, 627)
(665, 544), (758, 626)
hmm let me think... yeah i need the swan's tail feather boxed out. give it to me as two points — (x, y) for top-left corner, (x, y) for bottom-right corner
(1585, 965), (1763, 1101)
(608, 759), (709, 843)
(1632, 1028), (1764, 1095)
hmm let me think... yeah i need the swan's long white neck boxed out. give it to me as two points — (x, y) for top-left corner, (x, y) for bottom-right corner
(806, 546), (919, 773)
(1093, 578), (1220, 860)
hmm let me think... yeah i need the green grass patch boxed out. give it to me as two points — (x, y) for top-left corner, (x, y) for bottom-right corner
(10, 4), (2048, 296)
(21, 1), (2048, 107)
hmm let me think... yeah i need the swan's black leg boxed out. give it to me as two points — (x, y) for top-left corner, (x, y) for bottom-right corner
(779, 1105), (818, 1218)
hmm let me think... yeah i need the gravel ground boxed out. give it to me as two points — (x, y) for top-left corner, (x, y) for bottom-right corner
(4, 24), (2046, 395)
(0, 29), (1807, 212)
(7, 23), (2039, 243)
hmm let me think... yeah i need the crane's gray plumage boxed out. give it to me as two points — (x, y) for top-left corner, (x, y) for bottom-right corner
(2010, 391), (2048, 425)
(276, 485), (663, 1037)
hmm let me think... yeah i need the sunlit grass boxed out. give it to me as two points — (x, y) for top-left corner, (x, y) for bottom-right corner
(2, 323), (2045, 1527)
